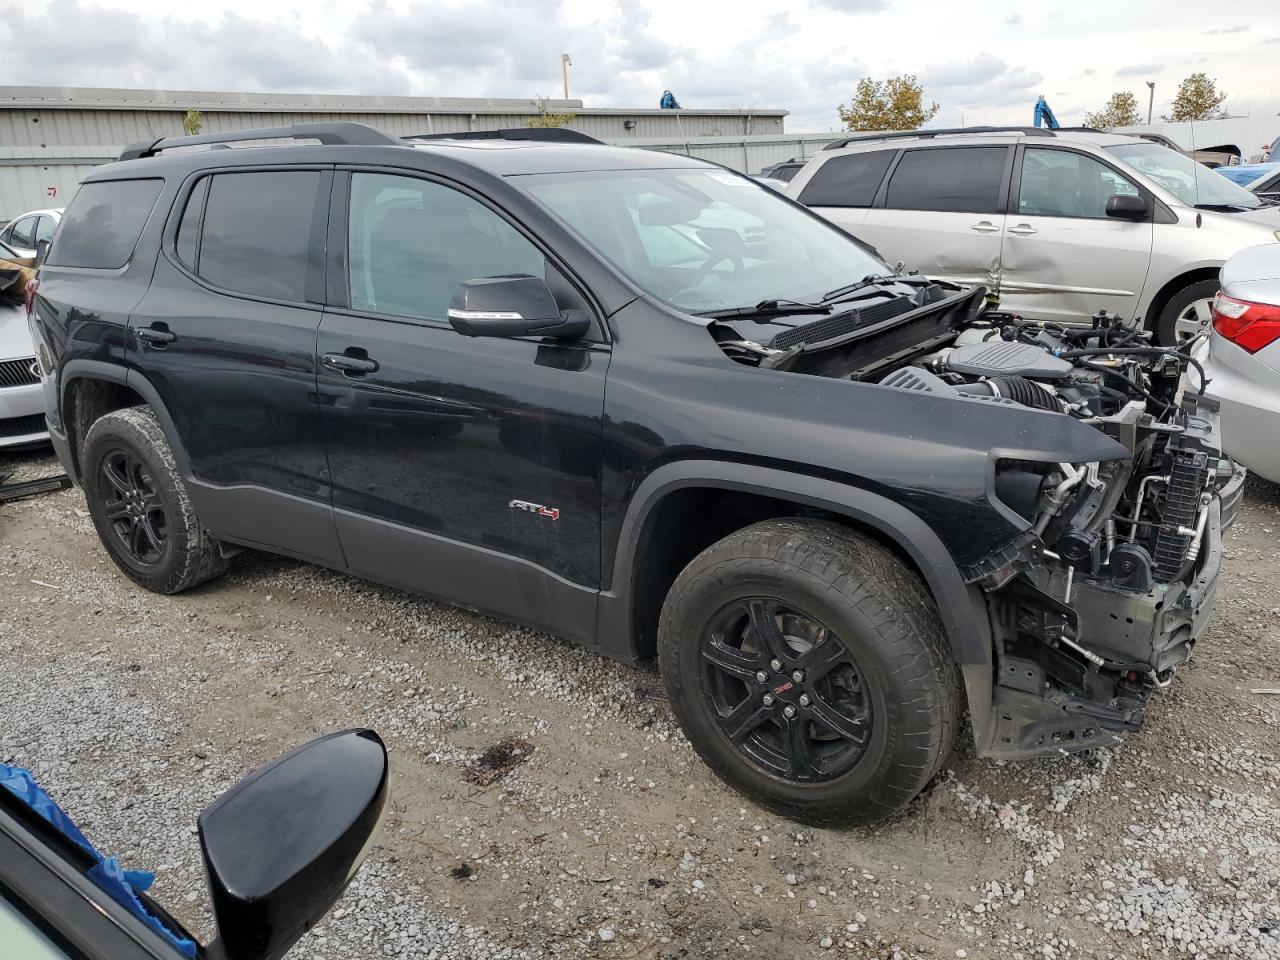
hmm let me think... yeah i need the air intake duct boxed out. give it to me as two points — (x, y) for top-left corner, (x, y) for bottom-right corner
(954, 376), (1059, 411)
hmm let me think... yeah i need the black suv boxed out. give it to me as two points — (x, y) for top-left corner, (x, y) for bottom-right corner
(31, 123), (1243, 826)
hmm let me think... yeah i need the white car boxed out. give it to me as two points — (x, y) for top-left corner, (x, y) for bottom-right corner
(0, 301), (47, 448)
(1192, 244), (1280, 483)
(0, 207), (63, 259)
(786, 128), (1280, 344)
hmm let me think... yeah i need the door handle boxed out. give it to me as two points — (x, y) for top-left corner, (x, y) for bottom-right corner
(321, 351), (380, 376)
(135, 324), (176, 347)
(1007, 224), (1038, 236)
(970, 221), (1000, 233)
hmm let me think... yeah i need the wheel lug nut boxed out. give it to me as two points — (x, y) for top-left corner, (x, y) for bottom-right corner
(791, 670), (804, 683)
(769, 659), (782, 672)
(783, 705), (797, 719)
(755, 670), (768, 683)
(762, 694), (775, 707)
(799, 693), (811, 707)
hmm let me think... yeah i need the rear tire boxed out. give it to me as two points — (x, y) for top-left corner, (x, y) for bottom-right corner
(82, 406), (229, 594)
(658, 519), (959, 827)
(1156, 279), (1219, 346)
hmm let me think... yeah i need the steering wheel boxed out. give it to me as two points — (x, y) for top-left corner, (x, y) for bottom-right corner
(694, 249), (743, 283)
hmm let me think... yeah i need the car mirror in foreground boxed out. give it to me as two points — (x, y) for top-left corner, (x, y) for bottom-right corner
(448, 274), (590, 340)
(1105, 194), (1148, 221)
(198, 730), (388, 960)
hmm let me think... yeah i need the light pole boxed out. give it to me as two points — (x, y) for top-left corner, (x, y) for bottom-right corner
(561, 54), (572, 101)
(1146, 81), (1155, 124)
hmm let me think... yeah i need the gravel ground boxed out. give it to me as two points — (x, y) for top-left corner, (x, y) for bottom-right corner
(1, 446), (1277, 960)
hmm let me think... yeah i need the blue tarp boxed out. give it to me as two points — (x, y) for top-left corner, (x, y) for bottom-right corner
(660, 90), (681, 110)
(0, 763), (198, 957)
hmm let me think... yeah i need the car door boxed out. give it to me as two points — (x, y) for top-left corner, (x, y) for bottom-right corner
(317, 168), (609, 643)
(128, 167), (344, 565)
(857, 145), (1012, 289)
(997, 146), (1154, 324)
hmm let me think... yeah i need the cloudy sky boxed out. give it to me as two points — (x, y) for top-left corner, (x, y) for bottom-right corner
(2, 0), (1277, 132)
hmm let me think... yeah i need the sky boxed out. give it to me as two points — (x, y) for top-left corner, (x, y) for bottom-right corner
(1, 0), (1277, 132)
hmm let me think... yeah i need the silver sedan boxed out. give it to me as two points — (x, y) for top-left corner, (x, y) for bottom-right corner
(1194, 244), (1280, 483)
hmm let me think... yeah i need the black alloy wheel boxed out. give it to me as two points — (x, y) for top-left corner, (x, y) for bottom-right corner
(700, 598), (871, 782)
(98, 447), (169, 565)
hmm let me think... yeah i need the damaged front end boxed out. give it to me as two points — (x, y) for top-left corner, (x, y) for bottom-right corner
(981, 387), (1243, 757)
(712, 287), (1245, 759)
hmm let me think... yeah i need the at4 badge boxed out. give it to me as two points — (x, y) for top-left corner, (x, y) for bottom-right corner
(509, 499), (560, 521)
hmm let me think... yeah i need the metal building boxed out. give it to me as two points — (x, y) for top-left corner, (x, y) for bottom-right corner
(0, 86), (788, 220)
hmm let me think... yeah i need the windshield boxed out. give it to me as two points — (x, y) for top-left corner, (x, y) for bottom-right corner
(1106, 142), (1261, 209)
(518, 167), (890, 313)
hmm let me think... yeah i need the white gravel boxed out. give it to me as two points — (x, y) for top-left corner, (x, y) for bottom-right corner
(2, 448), (1278, 959)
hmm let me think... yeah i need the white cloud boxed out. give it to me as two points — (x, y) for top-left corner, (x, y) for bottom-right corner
(0, 0), (1275, 133)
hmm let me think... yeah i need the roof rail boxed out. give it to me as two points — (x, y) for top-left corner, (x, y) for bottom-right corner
(406, 128), (603, 146)
(118, 122), (401, 161)
(822, 126), (1057, 151)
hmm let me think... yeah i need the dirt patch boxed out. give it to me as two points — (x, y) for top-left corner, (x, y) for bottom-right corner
(465, 738), (535, 786)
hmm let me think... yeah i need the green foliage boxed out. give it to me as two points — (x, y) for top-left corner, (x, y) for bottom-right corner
(182, 109), (202, 136)
(836, 75), (939, 132)
(1083, 91), (1142, 129)
(525, 98), (575, 129)
(1166, 73), (1228, 122)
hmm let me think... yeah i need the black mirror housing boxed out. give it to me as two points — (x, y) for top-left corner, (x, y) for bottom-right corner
(35, 238), (50, 266)
(448, 275), (589, 340)
(1105, 194), (1148, 221)
(199, 730), (388, 960)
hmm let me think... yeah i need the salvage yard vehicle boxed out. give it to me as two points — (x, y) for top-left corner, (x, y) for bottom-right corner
(31, 123), (1243, 826)
(786, 126), (1280, 345)
(1, 729), (388, 959)
(1192, 244), (1280, 484)
(0, 206), (62, 261)
(1, 300), (50, 448)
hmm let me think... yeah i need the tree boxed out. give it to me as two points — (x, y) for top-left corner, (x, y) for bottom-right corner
(182, 109), (203, 136)
(1166, 73), (1228, 122)
(837, 75), (939, 132)
(525, 97), (575, 129)
(1083, 91), (1142, 129)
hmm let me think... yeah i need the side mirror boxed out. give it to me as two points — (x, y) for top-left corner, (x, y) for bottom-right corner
(199, 730), (388, 960)
(448, 275), (589, 340)
(1105, 194), (1148, 221)
(35, 239), (50, 266)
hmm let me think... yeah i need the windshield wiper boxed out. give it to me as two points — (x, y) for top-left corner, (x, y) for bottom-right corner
(820, 273), (902, 304)
(697, 298), (832, 321)
(1194, 202), (1257, 212)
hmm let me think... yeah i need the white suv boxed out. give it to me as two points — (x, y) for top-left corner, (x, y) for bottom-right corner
(786, 127), (1280, 343)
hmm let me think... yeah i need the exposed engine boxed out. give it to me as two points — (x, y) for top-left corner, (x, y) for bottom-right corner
(713, 288), (1246, 757)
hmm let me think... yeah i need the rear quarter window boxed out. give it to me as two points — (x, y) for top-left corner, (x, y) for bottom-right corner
(798, 151), (895, 207)
(47, 179), (164, 269)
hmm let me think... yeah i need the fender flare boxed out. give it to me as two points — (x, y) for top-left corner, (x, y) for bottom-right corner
(600, 460), (992, 668)
(59, 361), (193, 480)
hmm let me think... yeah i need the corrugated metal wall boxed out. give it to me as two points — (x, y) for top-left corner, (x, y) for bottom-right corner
(1116, 118), (1280, 162)
(1, 90), (786, 218)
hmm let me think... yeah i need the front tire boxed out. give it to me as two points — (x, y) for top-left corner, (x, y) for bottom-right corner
(83, 406), (229, 594)
(1156, 279), (1219, 346)
(658, 519), (959, 827)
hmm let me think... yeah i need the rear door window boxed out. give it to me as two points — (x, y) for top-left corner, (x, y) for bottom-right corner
(798, 151), (895, 207)
(883, 147), (1008, 213)
(47, 179), (164, 268)
(195, 171), (323, 302)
